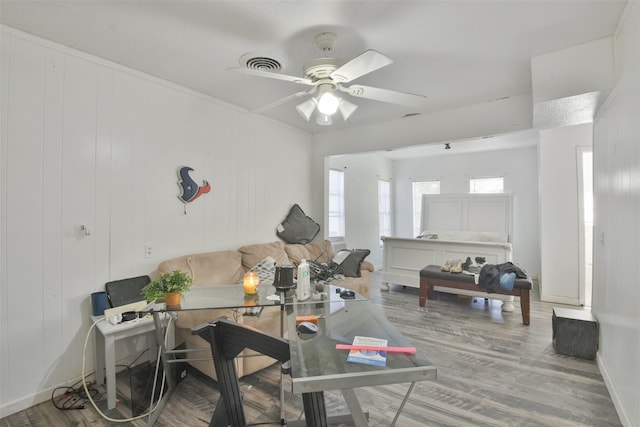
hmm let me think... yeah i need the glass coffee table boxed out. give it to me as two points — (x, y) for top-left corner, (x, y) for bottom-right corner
(145, 283), (366, 425)
(287, 297), (437, 426)
(147, 284), (435, 426)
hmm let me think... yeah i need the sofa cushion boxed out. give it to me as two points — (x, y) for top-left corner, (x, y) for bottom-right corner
(276, 204), (320, 244)
(238, 241), (290, 270)
(157, 250), (244, 286)
(284, 240), (334, 267)
(333, 249), (371, 277)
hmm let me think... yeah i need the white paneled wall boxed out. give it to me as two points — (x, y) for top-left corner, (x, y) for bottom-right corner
(327, 153), (394, 268)
(0, 27), (311, 415)
(538, 124), (592, 305)
(592, 3), (640, 426)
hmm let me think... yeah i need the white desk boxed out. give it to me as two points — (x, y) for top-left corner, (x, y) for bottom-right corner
(92, 315), (169, 410)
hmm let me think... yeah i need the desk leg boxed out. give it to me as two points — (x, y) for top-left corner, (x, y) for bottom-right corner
(342, 388), (369, 426)
(390, 382), (416, 427)
(104, 335), (117, 410)
(95, 330), (105, 386)
(302, 391), (328, 427)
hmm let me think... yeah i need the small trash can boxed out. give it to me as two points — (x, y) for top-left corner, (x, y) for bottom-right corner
(552, 307), (598, 359)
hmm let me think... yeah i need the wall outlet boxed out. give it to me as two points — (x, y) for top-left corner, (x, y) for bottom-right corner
(145, 245), (153, 258)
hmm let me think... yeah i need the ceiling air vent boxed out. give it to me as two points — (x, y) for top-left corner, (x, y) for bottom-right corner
(240, 54), (283, 72)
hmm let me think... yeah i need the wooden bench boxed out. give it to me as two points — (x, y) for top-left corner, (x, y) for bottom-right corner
(419, 265), (532, 325)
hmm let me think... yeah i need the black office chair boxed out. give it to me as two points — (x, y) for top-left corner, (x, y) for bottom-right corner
(192, 318), (292, 426)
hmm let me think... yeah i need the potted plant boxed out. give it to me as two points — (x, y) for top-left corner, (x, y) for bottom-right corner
(141, 270), (193, 306)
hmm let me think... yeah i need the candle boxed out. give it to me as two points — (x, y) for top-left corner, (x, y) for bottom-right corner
(243, 272), (259, 295)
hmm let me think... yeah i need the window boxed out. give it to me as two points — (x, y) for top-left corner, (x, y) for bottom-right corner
(328, 169), (345, 241)
(412, 180), (440, 237)
(469, 177), (504, 193)
(378, 180), (391, 244)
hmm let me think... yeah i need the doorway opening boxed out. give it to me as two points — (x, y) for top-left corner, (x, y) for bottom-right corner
(577, 148), (593, 307)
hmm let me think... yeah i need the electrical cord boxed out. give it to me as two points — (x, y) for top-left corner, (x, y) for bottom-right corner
(81, 313), (173, 422)
(51, 376), (100, 410)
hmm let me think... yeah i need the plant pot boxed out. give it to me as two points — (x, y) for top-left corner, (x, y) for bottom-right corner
(165, 292), (181, 307)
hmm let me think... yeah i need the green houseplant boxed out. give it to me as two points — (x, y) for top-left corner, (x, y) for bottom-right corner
(141, 270), (193, 306)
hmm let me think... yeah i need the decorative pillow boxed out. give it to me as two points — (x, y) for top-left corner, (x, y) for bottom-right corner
(248, 256), (276, 285)
(276, 204), (320, 244)
(332, 249), (371, 278)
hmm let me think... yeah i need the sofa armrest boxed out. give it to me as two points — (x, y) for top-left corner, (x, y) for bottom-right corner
(361, 260), (375, 273)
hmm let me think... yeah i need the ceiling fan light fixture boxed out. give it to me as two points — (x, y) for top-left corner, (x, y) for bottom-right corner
(316, 113), (333, 126)
(338, 98), (358, 121)
(296, 98), (317, 121)
(317, 86), (340, 115)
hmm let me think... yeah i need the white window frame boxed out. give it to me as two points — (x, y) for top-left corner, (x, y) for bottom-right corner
(327, 168), (345, 242)
(378, 179), (391, 245)
(412, 180), (441, 237)
(469, 176), (504, 194)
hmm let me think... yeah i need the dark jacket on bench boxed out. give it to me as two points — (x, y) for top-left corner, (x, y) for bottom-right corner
(478, 262), (527, 293)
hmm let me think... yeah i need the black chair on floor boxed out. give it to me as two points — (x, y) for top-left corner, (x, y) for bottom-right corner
(192, 318), (296, 427)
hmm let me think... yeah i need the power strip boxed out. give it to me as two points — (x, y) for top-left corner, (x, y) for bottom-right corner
(104, 300), (148, 319)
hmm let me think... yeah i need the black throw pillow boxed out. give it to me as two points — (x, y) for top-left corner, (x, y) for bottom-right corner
(333, 249), (370, 277)
(276, 204), (320, 244)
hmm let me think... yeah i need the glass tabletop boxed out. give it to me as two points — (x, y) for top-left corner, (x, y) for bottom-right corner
(287, 299), (436, 394)
(154, 282), (367, 312)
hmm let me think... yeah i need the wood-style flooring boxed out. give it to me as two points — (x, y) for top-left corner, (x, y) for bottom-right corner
(1, 271), (622, 426)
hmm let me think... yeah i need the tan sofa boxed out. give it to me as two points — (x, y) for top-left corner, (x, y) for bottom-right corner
(156, 239), (373, 382)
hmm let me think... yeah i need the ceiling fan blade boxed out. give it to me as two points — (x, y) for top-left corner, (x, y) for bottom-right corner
(229, 67), (313, 86)
(339, 84), (427, 108)
(250, 87), (317, 114)
(330, 50), (393, 83)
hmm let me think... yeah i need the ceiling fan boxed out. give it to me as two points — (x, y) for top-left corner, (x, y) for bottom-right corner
(231, 32), (427, 125)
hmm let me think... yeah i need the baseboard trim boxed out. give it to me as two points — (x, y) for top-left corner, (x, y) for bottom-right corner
(0, 377), (83, 418)
(597, 352), (632, 426)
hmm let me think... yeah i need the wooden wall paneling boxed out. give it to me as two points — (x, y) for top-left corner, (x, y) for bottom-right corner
(95, 66), (114, 286)
(109, 70), (136, 279)
(41, 48), (65, 387)
(0, 29), (10, 408)
(141, 81), (168, 264)
(0, 29), (315, 415)
(208, 107), (239, 250)
(196, 101), (218, 251)
(60, 54), (98, 379)
(157, 89), (193, 258)
(593, 9), (640, 420)
(234, 124), (253, 245)
(267, 124), (313, 235)
(5, 37), (46, 398)
(179, 95), (217, 255)
(130, 77), (152, 274)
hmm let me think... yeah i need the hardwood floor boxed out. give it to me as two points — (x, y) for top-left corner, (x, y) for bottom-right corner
(1, 271), (622, 426)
